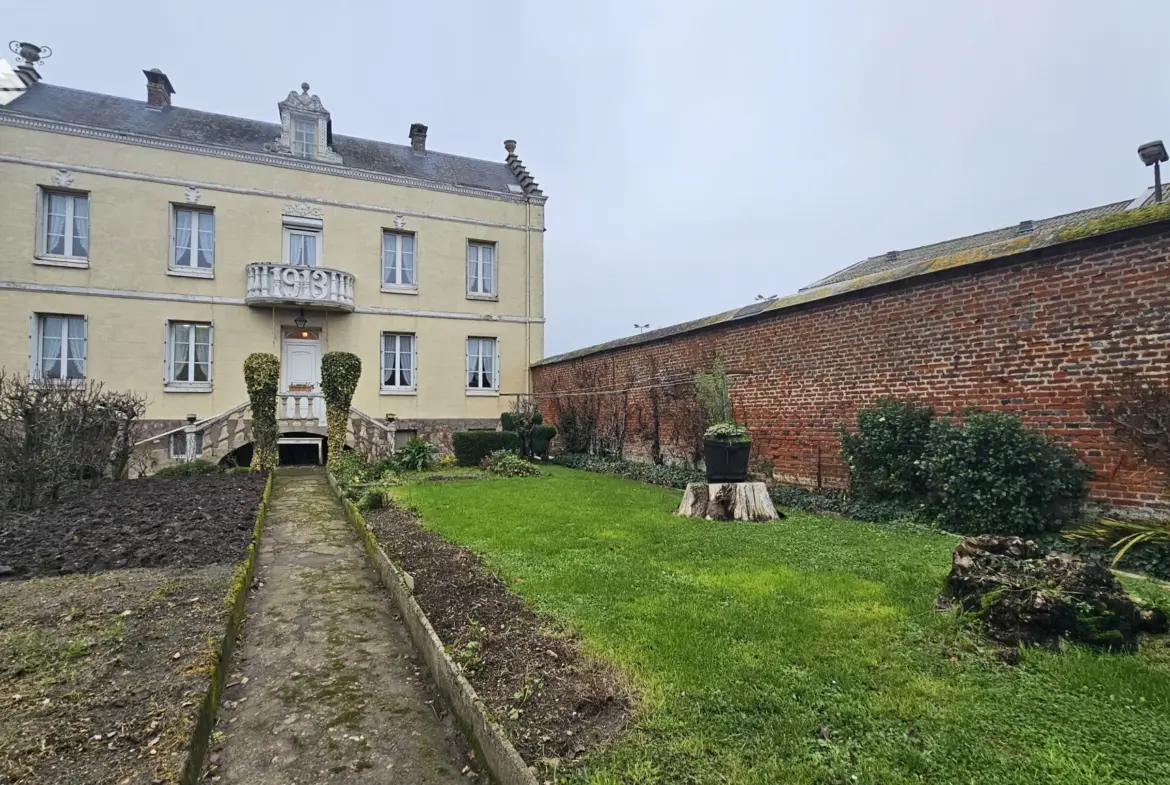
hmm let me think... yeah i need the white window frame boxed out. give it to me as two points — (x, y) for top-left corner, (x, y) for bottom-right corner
(293, 117), (317, 158)
(30, 313), (87, 383)
(164, 321), (214, 391)
(36, 188), (90, 267)
(380, 332), (417, 395)
(169, 430), (205, 459)
(467, 241), (497, 298)
(381, 230), (417, 292)
(282, 216), (322, 267)
(465, 336), (500, 394)
(169, 206), (216, 278)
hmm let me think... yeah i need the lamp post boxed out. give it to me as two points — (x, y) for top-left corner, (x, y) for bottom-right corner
(1138, 140), (1168, 203)
(634, 323), (649, 334)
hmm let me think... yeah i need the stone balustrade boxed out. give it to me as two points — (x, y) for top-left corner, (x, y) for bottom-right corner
(245, 263), (355, 311)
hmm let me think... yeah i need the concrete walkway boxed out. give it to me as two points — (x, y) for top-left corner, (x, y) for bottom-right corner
(210, 468), (471, 784)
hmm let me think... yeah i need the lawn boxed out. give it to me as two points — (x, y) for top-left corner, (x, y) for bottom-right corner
(393, 467), (1170, 785)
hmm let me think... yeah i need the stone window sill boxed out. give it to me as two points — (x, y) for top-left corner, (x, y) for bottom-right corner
(381, 285), (418, 295)
(34, 255), (89, 269)
(380, 388), (417, 396)
(168, 267), (215, 279)
(164, 383), (213, 393)
(466, 293), (499, 302)
(466, 389), (499, 397)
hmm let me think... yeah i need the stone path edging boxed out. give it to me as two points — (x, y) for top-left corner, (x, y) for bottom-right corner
(180, 471), (273, 785)
(326, 472), (539, 785)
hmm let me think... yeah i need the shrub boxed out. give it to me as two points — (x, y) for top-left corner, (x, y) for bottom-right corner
(839, 397), (934, 501)
(553, 453), (703, 489)
(921, 411), (1092, 534)
(243, 353), (280, 472)
(452, 430), (521, 467)
(436, 455), (459, 469)
(704, 422), (749, 441)
(502, 399), (544, 458)
(397, 437), (437, 472)
(531, 424), (557, 457)
(695, 360), (732, 425)
(557, 408), (594, 454)
(332, 450), (369, 489)
(321, 352), (361, 469)
(769, 484), (921, 524)
(483, 450), (542, 477)
(155, 458), (221, 478)
(356, 484), (394, 511)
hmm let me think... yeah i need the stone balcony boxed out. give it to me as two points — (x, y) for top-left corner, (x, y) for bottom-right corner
(245, 263), (356, 312)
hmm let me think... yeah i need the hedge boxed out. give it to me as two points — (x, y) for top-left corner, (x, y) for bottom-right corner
(452, 430), (521, 467)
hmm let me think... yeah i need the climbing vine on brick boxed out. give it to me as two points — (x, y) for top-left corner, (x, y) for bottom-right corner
(321, 351), (361, 467)
(244, 353), (280, 471)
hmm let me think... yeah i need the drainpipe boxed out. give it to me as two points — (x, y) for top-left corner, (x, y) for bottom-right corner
(525, 198), (532, 396)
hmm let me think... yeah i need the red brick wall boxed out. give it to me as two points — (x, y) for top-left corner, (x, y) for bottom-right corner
(533, 227), (1170, 515)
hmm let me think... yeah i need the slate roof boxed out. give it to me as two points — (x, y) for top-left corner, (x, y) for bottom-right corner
(1, 82), (527, 196)
(535, 193), (1170, 367)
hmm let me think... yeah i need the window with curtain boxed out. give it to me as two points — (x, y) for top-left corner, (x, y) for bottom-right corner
(467, 242), (496, 296)
(381, 333), (416, 390)
(381, 231), (416, 288)
(42, 191), (89, 259)
(37, 314), (86, 380)
(466, 337), (498, 390)
(293, 118), (316, 158)
(284, 228), (319, 267)
(172, 208), (215, 270)
(169, 322), (212, 385)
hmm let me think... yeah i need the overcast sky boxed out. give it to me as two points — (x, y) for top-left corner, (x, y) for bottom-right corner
(7, 1), (1169, 355)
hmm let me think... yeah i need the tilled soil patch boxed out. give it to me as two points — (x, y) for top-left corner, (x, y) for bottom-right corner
(0, 473), (266, 580)
(365, 504), (632, 767)
(0, 566), (233, 784)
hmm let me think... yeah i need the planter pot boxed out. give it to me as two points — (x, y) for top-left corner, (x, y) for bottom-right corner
(704, 439), (751, 483)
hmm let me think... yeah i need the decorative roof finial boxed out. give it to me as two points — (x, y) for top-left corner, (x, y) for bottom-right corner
(301, 82), (310, 94)
(503, 139), (517, 154)
(8, 41), (52, 66)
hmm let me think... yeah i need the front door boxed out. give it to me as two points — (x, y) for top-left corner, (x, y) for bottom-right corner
(281, 328), (322, 420)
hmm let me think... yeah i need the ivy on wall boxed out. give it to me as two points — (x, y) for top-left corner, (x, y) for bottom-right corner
(244, 353), (280, 471)
(321, 352), (361, 468)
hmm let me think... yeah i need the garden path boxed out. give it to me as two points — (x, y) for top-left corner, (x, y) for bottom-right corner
(210, 467), (472, 783)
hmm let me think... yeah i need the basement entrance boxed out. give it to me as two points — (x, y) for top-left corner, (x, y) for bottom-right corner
(278, 435), (325, 466)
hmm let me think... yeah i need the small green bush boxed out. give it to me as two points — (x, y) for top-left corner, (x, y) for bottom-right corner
(483, 450), (542, 477)
(840, 397), (934, 501)
(553, 453), (704, 489)
(155, 458), (221, 478)
(531, 424), (557, 456)
(356, 484), (393, 511)
(921, 411), (1091, 534)
(452, 430), (521, 467)
(769, 484), (921, 524)
(332, 450), (369, 489)
(397, 437), (437, 472)
(436, 455), (459, 469)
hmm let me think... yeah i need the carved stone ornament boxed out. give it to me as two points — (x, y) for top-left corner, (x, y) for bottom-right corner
(393, 215), (406, 230)
(185, 186), (201, 203)
(264, 82), (343, 164)
(52, 169), (73, 187)
(282, 201), (324, 219)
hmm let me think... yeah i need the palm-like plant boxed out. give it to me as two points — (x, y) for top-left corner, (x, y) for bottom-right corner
(1066, 518), (1170, 565)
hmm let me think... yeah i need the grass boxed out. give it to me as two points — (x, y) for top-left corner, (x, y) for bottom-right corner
(393, 467), (1170, 785)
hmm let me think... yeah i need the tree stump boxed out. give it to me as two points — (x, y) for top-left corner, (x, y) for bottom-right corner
(676, 482), (781, 521)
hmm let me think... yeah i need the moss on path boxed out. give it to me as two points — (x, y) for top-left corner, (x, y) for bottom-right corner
(211, 468), (472, 783)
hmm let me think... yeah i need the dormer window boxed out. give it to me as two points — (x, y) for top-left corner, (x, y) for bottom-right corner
(293, 118), (316, 158)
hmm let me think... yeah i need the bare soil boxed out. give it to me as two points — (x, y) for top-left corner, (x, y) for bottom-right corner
(0, 473), (266, 580)
(0, 566), (233, 785)
(365, 504), (631, 767)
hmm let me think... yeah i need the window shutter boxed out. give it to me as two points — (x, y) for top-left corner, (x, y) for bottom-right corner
(208, 322), (215, 384)
(81, 315), (89, 380)
(163, 320), (170, 383)
(494, 337), (501, 391)
(28, 312), (37, 377)
(412, 334), (419, 389)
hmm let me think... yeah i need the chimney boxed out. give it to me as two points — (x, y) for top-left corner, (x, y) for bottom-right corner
(143, 68), (175, 108)
(1017, 219), (1035, 235)
(885, 250), (899, 263)
(409, 123), (428, 153)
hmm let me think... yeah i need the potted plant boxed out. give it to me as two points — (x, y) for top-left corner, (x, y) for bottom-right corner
(704, 422), (751, 482)
(695, 360), (751, 482)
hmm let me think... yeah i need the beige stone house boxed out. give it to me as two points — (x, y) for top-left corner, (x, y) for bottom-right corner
(0, 55), (545, 468)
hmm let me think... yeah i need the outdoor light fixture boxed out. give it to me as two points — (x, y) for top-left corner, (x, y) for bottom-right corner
(186, 413), (197, 424)
(294, 308), (308, 331)
(8, 41), (52, 66)
(635, 323), (649, 333)
(1138, 140), (1168, 203)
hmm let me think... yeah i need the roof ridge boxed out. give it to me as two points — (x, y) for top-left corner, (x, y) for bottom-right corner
(503, 140), (543, 196)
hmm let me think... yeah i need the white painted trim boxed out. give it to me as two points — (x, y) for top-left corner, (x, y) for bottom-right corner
(0, 280), (546, 324)
(167, 267), (215, 279)
(34, 256), (89, 269)
(380, 285), (419, 295)
(169, 204), (216, 274)
(0, 116), (548, 209)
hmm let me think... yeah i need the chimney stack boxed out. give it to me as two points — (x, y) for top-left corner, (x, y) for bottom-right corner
(409, 123), (428, 154)
(143, 68), (174, 108)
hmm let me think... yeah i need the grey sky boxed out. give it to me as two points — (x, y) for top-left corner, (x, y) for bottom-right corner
(7, 1), (1170, 355)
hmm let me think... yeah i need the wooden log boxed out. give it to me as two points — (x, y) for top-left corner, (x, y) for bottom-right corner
(676, 482), (781, 521)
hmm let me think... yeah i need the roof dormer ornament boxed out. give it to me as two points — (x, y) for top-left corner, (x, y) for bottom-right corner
(263, 81), (342, 164)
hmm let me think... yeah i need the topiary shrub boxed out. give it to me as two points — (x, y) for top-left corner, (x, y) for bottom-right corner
(482, 450), (542, 477)
(839, 397), (934, 501)
(155, 458), (221, 478)
(321, 352), (361, 469)
(502, 399), (544, 458)
(452, 430), (521, 467)
(922, 411), (1092, 534)
(244, 353), (280, 472)
(531, 424), (558, 457)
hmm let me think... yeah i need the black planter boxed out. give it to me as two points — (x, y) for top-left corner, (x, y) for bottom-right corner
(704, 439), (751, 483)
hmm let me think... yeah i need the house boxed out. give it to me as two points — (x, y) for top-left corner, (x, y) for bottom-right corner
(0, 47), (546, 468)
(531, 181), (1170, 516)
